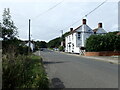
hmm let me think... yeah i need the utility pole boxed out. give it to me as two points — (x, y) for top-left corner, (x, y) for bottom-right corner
(28, 19), (31, 54)
(61, 30), (63, 46)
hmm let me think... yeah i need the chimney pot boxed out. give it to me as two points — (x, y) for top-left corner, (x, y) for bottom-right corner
(70, 28), (73, 32)
(82, 19), (86, 24)
(98, 23), (102, 28)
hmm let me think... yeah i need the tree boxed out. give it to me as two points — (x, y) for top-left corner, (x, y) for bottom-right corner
(0, 21), (2, 38)
(47, 31), (70, 49)
(2, 8), (19, 54)
(86, 31), (120, 52)
(2, 8), (18, 40)
(39, 41), (47, 48)
(47, 37), (61, 48)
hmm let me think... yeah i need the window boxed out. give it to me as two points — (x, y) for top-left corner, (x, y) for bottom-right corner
(69, 36), (71, 41)
(78, 32), (81, 40)
(72, 34), (73, 40)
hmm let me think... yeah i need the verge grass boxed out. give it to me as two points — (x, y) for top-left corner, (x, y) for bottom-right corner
(2, 54), (49, 89)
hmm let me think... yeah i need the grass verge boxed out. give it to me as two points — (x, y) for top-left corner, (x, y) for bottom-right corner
(2, 54), (49, 89)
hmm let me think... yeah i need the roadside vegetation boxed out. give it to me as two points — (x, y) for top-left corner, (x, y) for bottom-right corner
(47, 32), (70, 51)
(86, 31), (120, 52)
(1, 8), (49, 88)
(2, 54), (49, 88)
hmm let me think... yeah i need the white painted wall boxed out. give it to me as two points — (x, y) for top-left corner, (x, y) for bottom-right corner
(26, 42), (35, 51)
(65, 23), (107, 54)
(65, 24), (93, 53)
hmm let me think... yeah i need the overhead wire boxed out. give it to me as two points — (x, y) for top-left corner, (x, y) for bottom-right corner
(32, 0), (64, 20)
(62, 0), (107, 31)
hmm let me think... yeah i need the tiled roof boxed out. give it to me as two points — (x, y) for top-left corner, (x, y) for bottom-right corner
(65, 25), (82, 37)
(70, 25), (82, 34)
(93, 28), (107, 34)
(93, 28), (98, 32)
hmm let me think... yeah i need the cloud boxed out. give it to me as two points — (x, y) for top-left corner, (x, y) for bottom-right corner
(0, 0), (119, 3)
(0, 1), (118, 41)
(111, 24), (118, 31)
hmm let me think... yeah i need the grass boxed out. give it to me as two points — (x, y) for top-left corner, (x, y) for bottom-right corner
(2, 54), (49, 89)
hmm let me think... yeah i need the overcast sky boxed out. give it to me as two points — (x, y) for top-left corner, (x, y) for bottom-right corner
(0, 0), (119, 42)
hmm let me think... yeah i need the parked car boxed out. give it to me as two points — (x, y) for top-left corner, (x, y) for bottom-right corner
(40, 48), (43, 51)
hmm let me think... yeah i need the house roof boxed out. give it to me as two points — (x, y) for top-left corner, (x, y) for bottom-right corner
(66, 24), (93, 37)
(65, 25), (82, 37)
(93, 28), (107, 34)
(70, 25), (82, 34)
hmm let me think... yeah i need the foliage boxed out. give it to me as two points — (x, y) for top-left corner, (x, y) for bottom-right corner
(2, 54), (49, 88)
(17, 45), (30, 55)
(1, 8), (19, 55)
(47, 31), (70, 48)
(86, 31), (120, 52)
(47, 37), (61, 48)
(39, 41), (47, 48)
(2, 8), (18, 40)
(59, 46), (64, 51)
(34, 41), (47, 51)
(2, 8), (49, 89)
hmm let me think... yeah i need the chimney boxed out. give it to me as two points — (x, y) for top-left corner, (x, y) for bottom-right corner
(82, 19), (86, 24)
(98, 23), (102, 28)
(70, 28), (73, 32)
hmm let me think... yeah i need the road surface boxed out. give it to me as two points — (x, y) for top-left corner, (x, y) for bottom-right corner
(36, 49), (118, 88)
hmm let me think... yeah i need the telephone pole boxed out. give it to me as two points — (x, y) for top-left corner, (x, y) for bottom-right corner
(28, 19), (31, 54)
(61, 30), (63, 46)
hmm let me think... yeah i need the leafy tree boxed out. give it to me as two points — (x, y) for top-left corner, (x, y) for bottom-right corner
(39, 41), (47, 48)
(86, 31), (120, 52)
(47, 37), (61, 48)
(2, 8), (18, 40)
(1, 8), (19, 54)
(47, 31), (70, 49)
(59, 46), (64, 51)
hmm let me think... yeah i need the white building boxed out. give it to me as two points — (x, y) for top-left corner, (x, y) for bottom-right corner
(65, 19), (107, 54)
(93, 23), (107, 34)
(26, 42), (35, 52)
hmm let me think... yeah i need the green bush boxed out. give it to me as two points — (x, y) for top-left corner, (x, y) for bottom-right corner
(86, 31), (120, 52)
(17, 45), (32, 55)
(59, 46), (64, 51)
(2, 54), (49, 88)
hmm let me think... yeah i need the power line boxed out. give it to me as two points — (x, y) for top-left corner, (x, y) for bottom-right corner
(32, 0), (64, 20)
(84, 0), (107, 17)
(62, 0), (107, 31)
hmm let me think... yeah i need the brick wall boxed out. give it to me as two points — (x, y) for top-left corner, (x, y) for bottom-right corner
(85, 51), (120, 56)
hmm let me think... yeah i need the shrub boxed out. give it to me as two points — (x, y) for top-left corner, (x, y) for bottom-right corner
(59, 46), (64, 51)
(2, 54), (49, 88)
(86, 32), (120, 52)
(17, 45), (31, 55)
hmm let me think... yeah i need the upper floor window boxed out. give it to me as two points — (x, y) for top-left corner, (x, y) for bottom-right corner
(78, 32), (81, 40)
(72, 34), (73, 40)
(69, 36), (71, 41)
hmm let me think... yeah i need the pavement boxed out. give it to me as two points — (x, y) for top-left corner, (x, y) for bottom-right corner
(60, 52), (119, 64)
(36, 49), (118, 88)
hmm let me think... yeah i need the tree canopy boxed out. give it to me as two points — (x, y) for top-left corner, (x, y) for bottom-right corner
(86, 31), (120, 52)
(47, 31), (70, 48)
(2, 8), (18, 40)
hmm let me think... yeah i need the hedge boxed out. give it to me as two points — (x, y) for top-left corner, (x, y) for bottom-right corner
(86, 32), (120, 52)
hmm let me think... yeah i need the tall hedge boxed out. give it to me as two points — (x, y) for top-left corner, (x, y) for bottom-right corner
(86, 31), (120, 52)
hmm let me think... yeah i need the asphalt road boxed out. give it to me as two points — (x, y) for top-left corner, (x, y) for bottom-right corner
(36, 49), (118, 88)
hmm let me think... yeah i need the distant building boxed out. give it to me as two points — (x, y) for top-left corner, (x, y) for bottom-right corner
(65, 19), (107, 54)
(93, 23), (107, 34)
(25, 41), (35, 52)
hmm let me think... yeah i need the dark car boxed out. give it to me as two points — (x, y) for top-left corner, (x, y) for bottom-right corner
(40, 48), (43, 51)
